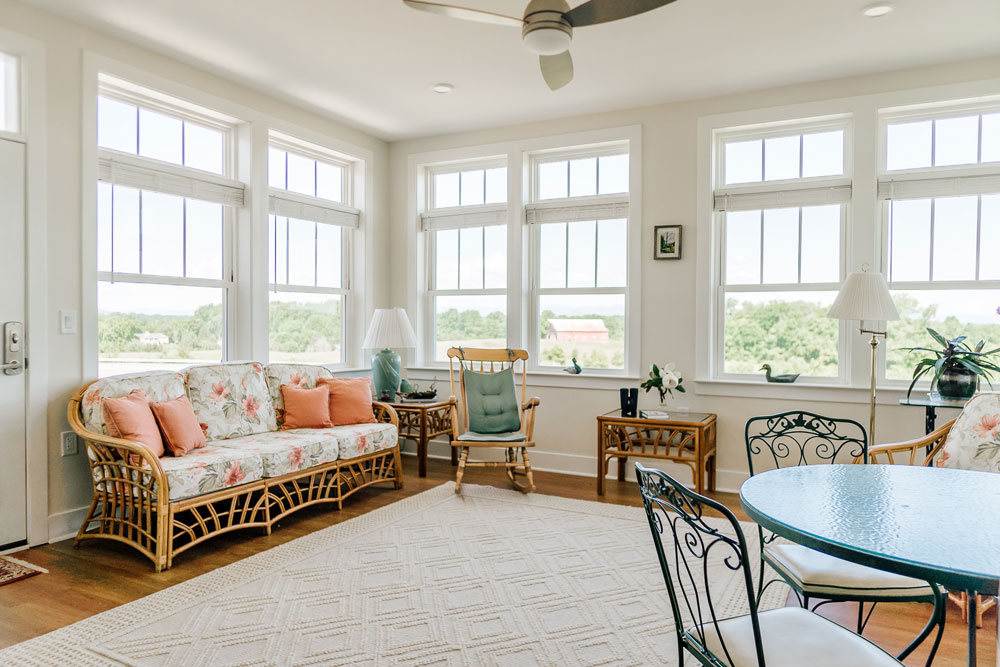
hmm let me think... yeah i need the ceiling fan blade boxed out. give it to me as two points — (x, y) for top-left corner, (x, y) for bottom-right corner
(540, 51), (574, 91)
(402, 0), (524, 27)
(564, 0), (679, 27)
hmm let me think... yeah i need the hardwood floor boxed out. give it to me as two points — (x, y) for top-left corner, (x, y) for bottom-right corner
(0, 454), (995, 665)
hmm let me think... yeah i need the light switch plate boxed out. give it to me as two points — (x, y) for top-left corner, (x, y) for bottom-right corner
(60, 431), (78, 456)
(60, 309), (77, 335)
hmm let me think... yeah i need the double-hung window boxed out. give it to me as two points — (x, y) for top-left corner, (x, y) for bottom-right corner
(267, 136), (358, 365)
(421, 162), (508, 361)
(879, 102), (1000, 381)
(95, 77), (242, 377)
(527, 147), (630, 371)
(0, 51), (19, 133)
(712, 118), (850, 380)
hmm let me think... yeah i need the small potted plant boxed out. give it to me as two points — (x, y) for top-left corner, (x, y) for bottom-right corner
(641, 362), (686, 404)
(903, 328), (1000, 400)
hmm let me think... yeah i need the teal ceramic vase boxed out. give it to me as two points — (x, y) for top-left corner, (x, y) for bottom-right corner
(372, 348), (401, 401)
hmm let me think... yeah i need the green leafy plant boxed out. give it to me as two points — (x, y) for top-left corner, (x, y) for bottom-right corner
(641, 362), (686, 403)
(902, 328), (1000, 398)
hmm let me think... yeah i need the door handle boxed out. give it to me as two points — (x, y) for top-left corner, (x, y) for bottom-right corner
(3, 322), (23, 376)
(0, 360), (20, 372)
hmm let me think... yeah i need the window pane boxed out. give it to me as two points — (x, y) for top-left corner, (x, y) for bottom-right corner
(185, 199), (223, 280)
(268, 147), (287, 189)
(138, 108), (182, 165)
(435, 228), (458, 289)
(724, 139), (762, 185)
(97, 182), (113, 272)
(287, 152), (316, 196)
(802, 130), (844, 178)
(287, 217), (316, 286)
(141, 191), (184, 277)
(434, 172), (459, 208)
(724, 210), (761, 285)
(889, 199), (931, 282)
(316, 161), (343, 202)
(269, 215), (289, 284)
(982, 113), (1000, 163)
(539, 222), (567, 288)
(935, 115), (979, 167)
(483, 225), (506, 289)
(596, 218), (627, 287)
(98, 282), (223, 377)
(933, 196), (978, 281)
(111, 186), (140, 274)
(97, 96), (137, 154)
(724, 291), (838, 377)
(598, 154), (629, 195)
(269, 291), (341, 365)
(434, 295), (506, 361)
(183, 122), (223, 174)
(567, 220), (597, 288)
(980, 195), (1000, 280)
(538, 160), (568, 200)
(460, 170), (485, 206)
(762, 208), (799, 284)
(485, 167), (507, 204)
(539, 294), (624, 369)
(569, 157), (597, 197)
(316, 224), (342, 288)
(886, 120), (932, 171)
(886, 289), (1000, 380)
(459, 226), (484, 289)
(764, 135), (800, 181)
(799, 205), (840, 283)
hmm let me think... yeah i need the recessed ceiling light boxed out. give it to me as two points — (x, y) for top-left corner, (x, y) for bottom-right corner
(862, 3), (894, 17)
(432, 83), (454, 94)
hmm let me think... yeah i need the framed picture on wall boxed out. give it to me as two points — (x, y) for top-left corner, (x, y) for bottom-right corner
(654, 225), (682, 260)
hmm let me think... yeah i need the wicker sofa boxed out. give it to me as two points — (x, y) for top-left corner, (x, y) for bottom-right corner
(68, 361), (401, 571)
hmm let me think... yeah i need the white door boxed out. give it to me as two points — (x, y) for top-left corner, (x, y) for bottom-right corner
(0, 137), (26, 549)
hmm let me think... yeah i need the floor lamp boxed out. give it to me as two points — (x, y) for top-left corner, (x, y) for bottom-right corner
(827, 267), (900, 459)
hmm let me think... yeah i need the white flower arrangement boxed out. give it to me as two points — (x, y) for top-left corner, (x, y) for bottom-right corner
(641, 362), (686, 403)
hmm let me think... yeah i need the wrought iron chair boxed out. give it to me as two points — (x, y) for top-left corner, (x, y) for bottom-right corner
(446, 347), (540, 494)
(635, 463), (903, 666)
(746, 411), (942, 653)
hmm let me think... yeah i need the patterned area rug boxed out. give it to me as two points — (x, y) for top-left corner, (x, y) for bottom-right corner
(0, 556), (47, 588)
(0, 484), (784, 666)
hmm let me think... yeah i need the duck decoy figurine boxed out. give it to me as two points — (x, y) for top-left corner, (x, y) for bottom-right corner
(761, 364), (799, 383)
(563, 357), (582, 375)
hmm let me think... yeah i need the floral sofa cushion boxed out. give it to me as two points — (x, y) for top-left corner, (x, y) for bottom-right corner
(186, 362), (278, 440)
(324, 422), (398, 460)
(81, 371), (187, 435)
(151, 445), (265, 501)
(213, 429), (340, 478)
(264, 363), (334, 427)
(938, 393), (1000, 473)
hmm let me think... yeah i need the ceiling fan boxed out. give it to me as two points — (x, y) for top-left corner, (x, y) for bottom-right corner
(403, 0), (679, 91)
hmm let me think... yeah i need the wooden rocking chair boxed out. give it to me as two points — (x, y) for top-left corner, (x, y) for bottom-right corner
(447, 347), (540, 493)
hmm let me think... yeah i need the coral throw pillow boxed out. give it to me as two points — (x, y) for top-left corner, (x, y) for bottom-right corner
(102, 389), (165, 463)
(151, 395), (208, 456)
(281, 384), (334, 430)
(317, 377), (377, 426)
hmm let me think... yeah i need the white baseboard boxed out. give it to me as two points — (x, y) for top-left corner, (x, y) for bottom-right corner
(399, 441), (748, 494)
(47, 506), (89, 544)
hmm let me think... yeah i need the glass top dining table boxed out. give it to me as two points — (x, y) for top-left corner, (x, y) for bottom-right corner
(741, 464), (1000, 666)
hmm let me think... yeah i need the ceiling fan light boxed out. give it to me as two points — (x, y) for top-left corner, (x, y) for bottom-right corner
(523, 27), (571, 56)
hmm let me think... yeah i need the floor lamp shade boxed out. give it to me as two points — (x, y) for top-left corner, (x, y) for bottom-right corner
(827, 270), (900, 323)
(363, 309), (418, 401)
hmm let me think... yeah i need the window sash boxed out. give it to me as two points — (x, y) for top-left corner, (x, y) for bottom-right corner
(268, 215), (350, 291)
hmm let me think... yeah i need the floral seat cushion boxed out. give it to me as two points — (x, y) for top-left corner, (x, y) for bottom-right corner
(152, 445), (264, 501)
(213, 430), (340, 478)
(264, 363), (334, 427)
(80, 371), (187, 435)
(938, 393), (1000, 473)
(186, 362), (278, 440)
(322, 422), (398, 460)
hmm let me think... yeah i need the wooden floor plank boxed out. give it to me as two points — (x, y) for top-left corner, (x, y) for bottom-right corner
(0, 454), (994, 665)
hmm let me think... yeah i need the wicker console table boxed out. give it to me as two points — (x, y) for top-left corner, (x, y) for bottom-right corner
(596, 410), (717, 496)
(390, 399), (457, 477)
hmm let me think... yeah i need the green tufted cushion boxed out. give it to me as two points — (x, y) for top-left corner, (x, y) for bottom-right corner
(464, 367), (521, 434)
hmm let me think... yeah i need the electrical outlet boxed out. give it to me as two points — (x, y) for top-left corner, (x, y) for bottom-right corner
(60, 431), (78, 456)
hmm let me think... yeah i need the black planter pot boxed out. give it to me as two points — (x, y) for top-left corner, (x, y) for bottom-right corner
(936, 366), (978, 399)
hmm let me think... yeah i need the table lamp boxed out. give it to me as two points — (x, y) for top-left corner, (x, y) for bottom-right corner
(827, 266), (900, 456)
(362, 308), (418, 401)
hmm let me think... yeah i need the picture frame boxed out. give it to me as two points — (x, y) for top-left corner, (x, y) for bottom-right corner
(654, 225), (682, 260)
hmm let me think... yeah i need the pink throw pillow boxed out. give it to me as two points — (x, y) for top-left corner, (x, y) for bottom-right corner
(151, 395), (208, 456)
(102, 389), (165, 464)
(280, 384), (334, 430)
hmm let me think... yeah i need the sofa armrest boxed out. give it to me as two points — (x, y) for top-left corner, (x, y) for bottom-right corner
(373, 401), (399, 427)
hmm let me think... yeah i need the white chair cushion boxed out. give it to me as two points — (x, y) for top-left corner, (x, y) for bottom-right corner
(696, 606), (901, 666)
(457, 431), (527, 443)
(766, 544), (934, 599)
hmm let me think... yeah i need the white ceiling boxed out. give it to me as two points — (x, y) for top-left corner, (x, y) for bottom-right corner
(24, 0), (1000, 140)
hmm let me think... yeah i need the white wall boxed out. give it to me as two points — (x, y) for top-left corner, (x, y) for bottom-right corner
(387, 55), (1000, 491)
(0, 0), (390, 539)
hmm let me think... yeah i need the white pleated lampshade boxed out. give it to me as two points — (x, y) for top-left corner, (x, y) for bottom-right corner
(827, 270), (900, 322)
(362, 308), (418, 349)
